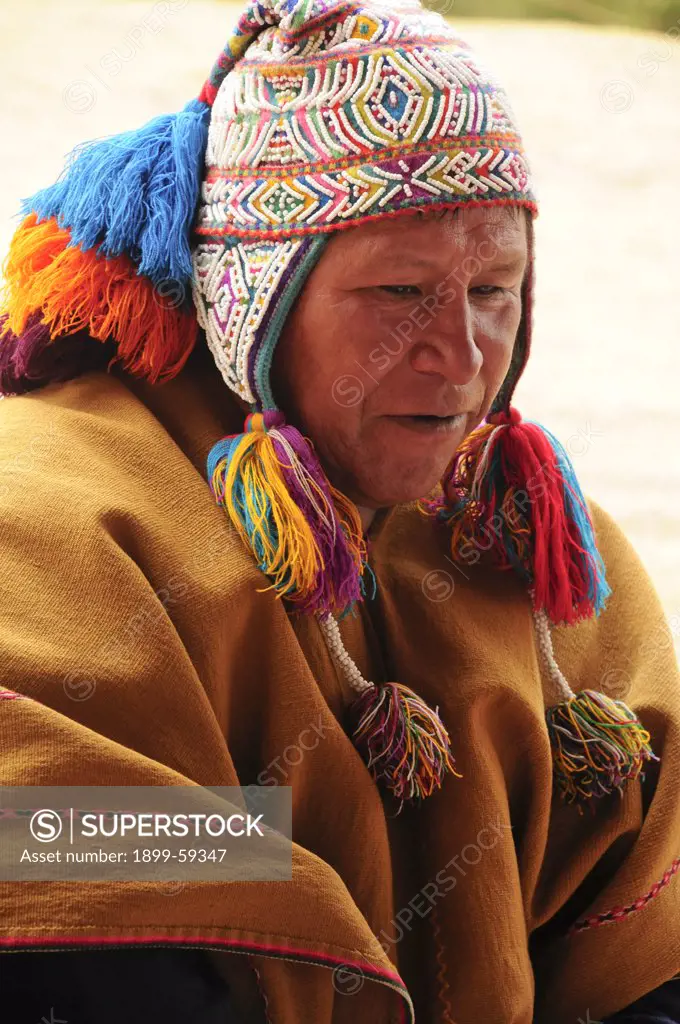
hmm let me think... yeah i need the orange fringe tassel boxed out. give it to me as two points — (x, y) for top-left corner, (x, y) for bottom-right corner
(0, 213), (197, 383)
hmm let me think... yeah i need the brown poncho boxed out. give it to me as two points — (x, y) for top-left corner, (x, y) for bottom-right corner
(1, 343), (679, 1023)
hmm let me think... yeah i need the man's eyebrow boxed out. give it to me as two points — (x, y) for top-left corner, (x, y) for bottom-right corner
(483, 253), (528, 273)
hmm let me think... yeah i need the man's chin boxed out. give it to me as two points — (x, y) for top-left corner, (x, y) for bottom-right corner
(349, 473), (447, 510)
(321, 452), (448, 510)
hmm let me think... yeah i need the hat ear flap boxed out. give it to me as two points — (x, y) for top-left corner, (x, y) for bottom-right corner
(21, 97), (210, 287)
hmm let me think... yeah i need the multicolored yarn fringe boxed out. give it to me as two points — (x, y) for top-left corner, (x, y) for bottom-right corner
(422, 407), (611, 627)
(546, 689), (659, 804)
(0, 215), (198, 391)
(347, 680), (461, 807)
(207, 410), (366, 616)
(532, 606), (655, 808)
(0, 98), (210, 395)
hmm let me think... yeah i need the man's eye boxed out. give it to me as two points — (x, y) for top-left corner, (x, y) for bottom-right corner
(379, 285), (422, 296)
(470, 285), (505, 297)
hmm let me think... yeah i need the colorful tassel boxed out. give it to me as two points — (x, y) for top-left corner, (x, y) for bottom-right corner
(533, 607), (658, 806)
(207, 410), (366, 616)
(547, 690), (659, 804)
(347, 681), (461, 807)
(0, 215), (198, 385)
(318, 613), (460, 809)
(424, 407), (611, 626)
(22, 98), (210, 287)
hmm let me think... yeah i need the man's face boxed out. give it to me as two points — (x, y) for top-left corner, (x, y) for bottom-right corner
(271, 205), (529, 509)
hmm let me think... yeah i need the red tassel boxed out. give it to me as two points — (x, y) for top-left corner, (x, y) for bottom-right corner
(429, 407), (610, 625)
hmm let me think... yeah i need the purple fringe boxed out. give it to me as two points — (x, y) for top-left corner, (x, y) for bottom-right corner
(0, 313), (115, 396)
(270, 422), (363, 616)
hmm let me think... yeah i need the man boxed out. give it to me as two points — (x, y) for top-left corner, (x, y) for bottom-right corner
(0, 0), (679, 1020)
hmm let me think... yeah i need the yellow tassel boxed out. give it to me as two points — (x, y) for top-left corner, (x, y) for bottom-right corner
(208, 413), (366, 614)
(221, 431), (324, 599)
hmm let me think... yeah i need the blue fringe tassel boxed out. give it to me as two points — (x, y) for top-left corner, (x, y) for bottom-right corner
(21, 98), (210, 287)
(531, 421), (612, 616)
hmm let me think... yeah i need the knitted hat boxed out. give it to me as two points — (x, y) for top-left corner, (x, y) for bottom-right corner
(0, 0), (656, 811)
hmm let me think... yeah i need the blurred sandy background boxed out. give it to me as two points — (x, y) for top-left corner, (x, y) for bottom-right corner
(1, 0), (678, 653)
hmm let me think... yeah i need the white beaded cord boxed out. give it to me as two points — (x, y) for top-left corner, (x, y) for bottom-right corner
(318, 613), (374, 698)
(533, 607), (575, 705)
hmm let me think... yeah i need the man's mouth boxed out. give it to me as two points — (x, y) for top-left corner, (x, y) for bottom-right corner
(385, 413), (468, 435)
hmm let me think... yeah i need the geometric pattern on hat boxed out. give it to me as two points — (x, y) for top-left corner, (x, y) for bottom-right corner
(197, 42), (533, 237)
(192, 239), (302, 400)
(192, 235), (328, 406)
(196, 34), (535, 239)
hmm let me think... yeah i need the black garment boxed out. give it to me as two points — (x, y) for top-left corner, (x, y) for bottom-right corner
(0, 947), (242, 1023)
(604, 979), (680, 1023)
(2, 948), (678, 1022)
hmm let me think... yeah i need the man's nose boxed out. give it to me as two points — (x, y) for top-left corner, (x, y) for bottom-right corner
(406, 296), (483, 385)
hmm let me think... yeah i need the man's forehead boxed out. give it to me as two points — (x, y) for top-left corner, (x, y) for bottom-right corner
(345, 206), (528, 265)
(414, 205), (527, 239)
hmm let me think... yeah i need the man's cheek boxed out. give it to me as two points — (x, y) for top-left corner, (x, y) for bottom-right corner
(482, 317), (522, 386)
